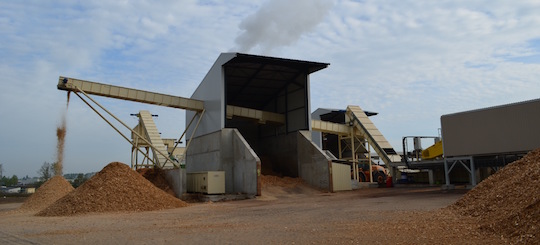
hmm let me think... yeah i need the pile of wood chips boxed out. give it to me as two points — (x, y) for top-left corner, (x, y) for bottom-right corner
(36, 162), (187, 216)
(260, 175), (305, 188)
(18, 176), (74, 212)
(137, 168), (175, 196)
(448, 148), (540, 244)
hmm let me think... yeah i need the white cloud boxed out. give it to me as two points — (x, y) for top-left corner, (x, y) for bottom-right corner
(279, 0), (540, 149)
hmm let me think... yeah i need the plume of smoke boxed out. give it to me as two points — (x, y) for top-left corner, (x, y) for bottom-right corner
(233, 0), (334, 54)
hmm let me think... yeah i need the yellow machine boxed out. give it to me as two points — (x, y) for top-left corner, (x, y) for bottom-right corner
(421, 140), (443, 160)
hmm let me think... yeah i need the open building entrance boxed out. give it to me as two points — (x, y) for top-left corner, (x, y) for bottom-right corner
(223, 54), (328, 178)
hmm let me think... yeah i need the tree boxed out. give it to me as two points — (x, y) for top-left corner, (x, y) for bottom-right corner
(9, 175), (18, 186)
(72, 173), (87, 188)
(38, 162), (52, 181)
(1, 175), (18, 186)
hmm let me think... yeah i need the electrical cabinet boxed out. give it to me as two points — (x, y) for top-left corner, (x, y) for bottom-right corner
(187, 171), (225, 194)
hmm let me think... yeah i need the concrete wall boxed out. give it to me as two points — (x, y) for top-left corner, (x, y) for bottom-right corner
(163, 168), (186, 198)
(441, 98), (540, 157)
(229, 129), (260, 196)
(186, 130), (222, 172)
(185, 128), (260, 195)
(297, 131), (332, 191)
(187, 53), (236, 139)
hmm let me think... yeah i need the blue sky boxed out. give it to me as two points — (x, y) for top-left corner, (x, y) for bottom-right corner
(1, 0), (539, 178)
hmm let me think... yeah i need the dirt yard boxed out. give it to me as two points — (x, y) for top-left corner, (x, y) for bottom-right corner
(6, 148), (540, 245)
(0, 185), (508, 244)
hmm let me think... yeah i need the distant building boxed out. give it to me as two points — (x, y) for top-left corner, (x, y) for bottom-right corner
(5, 187), (21, 193)
(19, 177), (40, 186)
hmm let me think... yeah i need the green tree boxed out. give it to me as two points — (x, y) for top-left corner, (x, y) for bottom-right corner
(72, 173), (87, 188)
(9, 175), (18, 186)
(1, 175), (18, 186)
(38, 162), (52, 181)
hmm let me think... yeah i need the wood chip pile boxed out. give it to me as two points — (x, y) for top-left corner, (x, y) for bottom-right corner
(36, 162), (187, 216)
(18, 176), (74, 212)
(137, 168), (175, 196)
(261, 175), (305, 188)
(448, 148), (540, 244)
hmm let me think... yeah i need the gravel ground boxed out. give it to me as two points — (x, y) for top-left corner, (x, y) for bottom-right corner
(4, 148), (539, 244)
(0, 186), (508, 244)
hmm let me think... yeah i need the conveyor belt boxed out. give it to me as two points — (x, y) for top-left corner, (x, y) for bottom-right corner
(311, 119), (349, 135)
(226, 105), (285, 124)
(138, 110), (171, 168)
(346, 105), (399, 166)
(58, 77), (204, 112)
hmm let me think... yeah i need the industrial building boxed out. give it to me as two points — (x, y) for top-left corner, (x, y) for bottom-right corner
(440, 98), (540, 187)
(57, 52), (540, 197)
(400, 98), (540, 187)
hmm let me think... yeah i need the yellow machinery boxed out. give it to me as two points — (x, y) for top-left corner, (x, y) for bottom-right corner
(422, 140), (443, 160)
(402, 136), (444, 167)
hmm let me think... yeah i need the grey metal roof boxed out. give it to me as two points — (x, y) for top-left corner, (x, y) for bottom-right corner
(442, 97), (540, 117)
(312, 108), (378, 124)
(223, 53), (329, 110)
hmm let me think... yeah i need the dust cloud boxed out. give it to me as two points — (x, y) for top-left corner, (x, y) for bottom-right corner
(55, 92), (70, 176)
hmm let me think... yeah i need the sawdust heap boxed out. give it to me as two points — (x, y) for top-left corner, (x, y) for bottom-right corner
(37, 162), (187, 216)
(137, 168), (175, 196)
(18, 176), (74, 212)
(448, 148), (540, 243)
(261, 175), (305, 188)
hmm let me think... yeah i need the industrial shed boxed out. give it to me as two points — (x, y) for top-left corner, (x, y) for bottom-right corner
(441, 98), (540, 186)
(442, 98), (540, 158)
(57, 52), (401, 196)
(185, 53), (333, 194)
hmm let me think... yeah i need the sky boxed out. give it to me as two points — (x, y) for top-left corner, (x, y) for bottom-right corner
(1, 0), (539, 178)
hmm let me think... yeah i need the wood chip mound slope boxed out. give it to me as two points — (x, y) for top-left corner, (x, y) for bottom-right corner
(18, 176), (74, 212)
(137, 168), (175, 196)
(261, 175), (305, 188)
(448, 148), (540, 243)
(37, 162), (187, 216)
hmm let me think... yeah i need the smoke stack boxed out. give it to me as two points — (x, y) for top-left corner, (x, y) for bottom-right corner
(233, 0), (333, 54)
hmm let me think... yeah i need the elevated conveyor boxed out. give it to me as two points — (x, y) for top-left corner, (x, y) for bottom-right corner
(58, 77), (205, 112)
(346, 105), (400, 166)
(134, 110), (172, 168)
(59, 77), (286, 124)
(226, 105), (285, 124)
(311, 119), (349, 135)
(57, 76), (283, 170)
